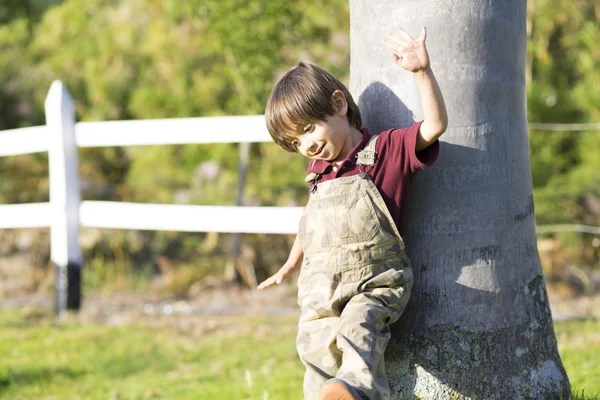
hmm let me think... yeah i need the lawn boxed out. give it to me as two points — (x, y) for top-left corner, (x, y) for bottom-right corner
(0, 309), (303, 400)
(555, 319), (600, 399)
(0, 309), (597, 399)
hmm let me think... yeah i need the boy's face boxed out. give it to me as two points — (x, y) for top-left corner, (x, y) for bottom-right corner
(291, 91), (355, 162)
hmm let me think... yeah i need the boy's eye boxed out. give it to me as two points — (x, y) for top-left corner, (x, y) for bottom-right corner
(291, 138), (301, 147)
(303, 124), (315, 133)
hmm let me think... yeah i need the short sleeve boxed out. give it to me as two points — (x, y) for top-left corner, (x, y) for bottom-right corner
(387, 120), (439, 175)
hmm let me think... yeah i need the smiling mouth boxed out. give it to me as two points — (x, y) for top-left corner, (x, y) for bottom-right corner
(313, 144), (325, 157)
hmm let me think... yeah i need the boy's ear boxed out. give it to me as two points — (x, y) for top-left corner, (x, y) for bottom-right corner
(331, 90), (348, 116)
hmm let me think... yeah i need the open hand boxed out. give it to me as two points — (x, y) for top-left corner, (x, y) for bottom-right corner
(382, 27), (430, 73)
(257, 261), (298, 290)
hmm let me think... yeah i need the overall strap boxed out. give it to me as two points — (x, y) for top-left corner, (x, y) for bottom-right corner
(304, 160), (321, 192)
(356, 134), (379, 166)
(304, 135), (379, 189)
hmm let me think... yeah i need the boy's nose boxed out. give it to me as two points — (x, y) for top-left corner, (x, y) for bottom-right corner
(306, 141), (319, 155)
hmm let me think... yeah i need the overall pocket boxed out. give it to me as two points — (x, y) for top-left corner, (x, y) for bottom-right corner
(299, 190), (380, 250)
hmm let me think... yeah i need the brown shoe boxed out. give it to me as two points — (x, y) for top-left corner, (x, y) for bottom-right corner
(320, 381), (357, 400)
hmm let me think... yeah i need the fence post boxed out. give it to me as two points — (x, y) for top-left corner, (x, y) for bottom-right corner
(224, 142), (255, 286)
(44, 81), (83, 315)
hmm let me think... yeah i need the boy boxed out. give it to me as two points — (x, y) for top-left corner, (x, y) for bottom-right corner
(258, 26), (447, 400)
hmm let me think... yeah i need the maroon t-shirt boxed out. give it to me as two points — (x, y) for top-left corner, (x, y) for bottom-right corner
(307, 120), (439, 236)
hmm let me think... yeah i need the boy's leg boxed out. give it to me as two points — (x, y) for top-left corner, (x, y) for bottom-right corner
(335, 267), (412, 400)
(297, 314), (342, 399)
(296, 266), (346, 399)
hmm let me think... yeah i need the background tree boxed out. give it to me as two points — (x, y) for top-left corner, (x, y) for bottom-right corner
(0, 0), (596, 296)
(349, 0), (570, 398)
(526, 0), (600, 272)
(0, 0), (350, 290)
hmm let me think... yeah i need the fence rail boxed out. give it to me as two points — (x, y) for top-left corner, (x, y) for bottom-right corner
(528, 122), (600, 131)
(0, 126), (49, 157)
(76, 116), (272, 147)
(1, 80), (599, 315)
(536, 224), (600, 235)
(79, 202), (302, 234)
(0, 203), (52, 228)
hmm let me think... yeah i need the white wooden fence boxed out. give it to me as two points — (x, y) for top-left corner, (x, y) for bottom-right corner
(1, 81), (598, 315)
(0, 81), (302, 315)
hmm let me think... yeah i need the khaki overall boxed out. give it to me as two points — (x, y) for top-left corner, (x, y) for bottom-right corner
(297, 135), (413, 400)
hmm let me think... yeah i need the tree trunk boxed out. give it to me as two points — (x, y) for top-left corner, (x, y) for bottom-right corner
(349, 1), (571, 398)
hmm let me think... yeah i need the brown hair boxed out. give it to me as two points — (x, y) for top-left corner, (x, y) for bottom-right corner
(265, 61), (362, 153)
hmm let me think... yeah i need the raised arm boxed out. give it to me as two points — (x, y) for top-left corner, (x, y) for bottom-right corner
(382, 26), (448, 151)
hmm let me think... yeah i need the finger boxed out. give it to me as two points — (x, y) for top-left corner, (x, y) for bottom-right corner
(382, 39), (401, 53)
(385, 33), (405, 45)
(257, 275), (276, 290)
(419, 26), (427, 43)
(383, 40), (405, 60)
(395, 27), (414, 41)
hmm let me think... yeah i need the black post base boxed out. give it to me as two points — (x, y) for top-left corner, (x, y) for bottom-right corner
(55, 262), (82, 315)
(67, 263), (82, 310)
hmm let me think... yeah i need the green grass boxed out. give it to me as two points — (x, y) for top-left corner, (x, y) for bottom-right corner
(0, 309), (598, 399)
(0, 310), (304, 399)
(555, 319), (600, 398)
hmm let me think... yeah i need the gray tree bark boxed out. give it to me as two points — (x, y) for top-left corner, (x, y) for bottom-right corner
(349, 1), (571, 399)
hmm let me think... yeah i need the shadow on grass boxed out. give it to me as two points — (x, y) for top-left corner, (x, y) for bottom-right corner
(0, 366), (86, 394)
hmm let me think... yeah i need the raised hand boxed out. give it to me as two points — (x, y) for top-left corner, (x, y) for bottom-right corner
(382, 26), (430, 73)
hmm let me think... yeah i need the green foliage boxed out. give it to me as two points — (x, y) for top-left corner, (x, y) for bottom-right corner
(527, 0), (599, 269)
(527, 0), (599, 197)
(0, 0), (597, 288)
(0, 0), (349, 286)
(0, 0), (62, 25)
